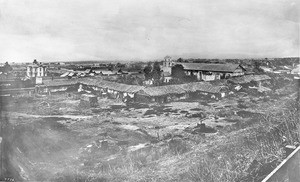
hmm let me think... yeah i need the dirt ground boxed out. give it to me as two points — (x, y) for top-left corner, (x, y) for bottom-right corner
(1, 75), (298, 181)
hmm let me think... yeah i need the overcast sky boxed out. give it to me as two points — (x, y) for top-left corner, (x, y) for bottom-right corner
(0, 0), (299, 62)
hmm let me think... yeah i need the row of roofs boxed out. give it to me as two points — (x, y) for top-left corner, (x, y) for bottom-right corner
(42, 78), (222, 96)
(79, 78), (143, 93)
(41, 74), (271, 97)
(138, 82), (222, 97)
(228, 74), (271, 84)
(42, 79), (78, 87)
(60, 69), (119, 78)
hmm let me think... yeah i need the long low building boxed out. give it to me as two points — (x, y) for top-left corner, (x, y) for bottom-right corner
(79, 78), (143, 94)
(136, 84), (188, 103)
(37, 76), (261, 103)
(38, 79), (79, 94)
(135, 82), (223, 103)
(0, 87), (36, 96)
(79, 78), (143, 101)
(178, 62), (246, 81)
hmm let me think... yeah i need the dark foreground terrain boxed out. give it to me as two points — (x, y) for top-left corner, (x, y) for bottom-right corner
(0, 74), (299, 182)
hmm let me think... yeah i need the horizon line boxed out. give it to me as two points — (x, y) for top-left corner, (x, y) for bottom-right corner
(1, 56), (300, 64)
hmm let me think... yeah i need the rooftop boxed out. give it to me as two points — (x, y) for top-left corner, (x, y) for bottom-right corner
(178, 82), (221, 93)
(139, 85), (186, 97)
(138, 82), (221, 97)
(42, 79), (78, 87)
(79, 78), (143, 93)
(228, 74), (271, 84)
(177, 63), (243, 72)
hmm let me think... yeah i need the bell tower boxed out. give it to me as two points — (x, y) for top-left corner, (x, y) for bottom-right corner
(162, 56), (173, 74)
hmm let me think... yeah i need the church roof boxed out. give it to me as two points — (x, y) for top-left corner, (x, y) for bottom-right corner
(177, 63), (244, 73)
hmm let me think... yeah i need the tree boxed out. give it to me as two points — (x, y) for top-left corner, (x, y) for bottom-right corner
(253, 60), (263, 73)
(171, 64), (185, 79)
(143, 64), (152, 80)
(177, 58), (183, 62)
(116, 62), (125, 68)
(151, 61), (161, 80)
(133, 64), (142, 71)
(3, 62), (12, 73)
(33, 59), (38, 64)
(107, 63), (114, 70)
(169, 78), (182, 84)
(184, 74), (197, 82)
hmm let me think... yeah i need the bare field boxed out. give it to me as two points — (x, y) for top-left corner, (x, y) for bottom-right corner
(2, 78), (299, 181)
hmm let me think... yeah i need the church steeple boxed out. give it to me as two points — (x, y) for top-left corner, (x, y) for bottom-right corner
(163, 55), (173, 67)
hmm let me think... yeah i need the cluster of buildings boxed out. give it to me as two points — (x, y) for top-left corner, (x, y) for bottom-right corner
(260, 64), (300, 76)
(34, 72), (272, 105)
(59, 69), (128, 78)
(37, 77), (225, 104)
(160, 56), (246, 83)
(22, 56), (254, 87)
(2, 56), (299, 104)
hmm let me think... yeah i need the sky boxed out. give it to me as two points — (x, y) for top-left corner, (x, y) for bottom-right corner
(0, 0), (299, 62)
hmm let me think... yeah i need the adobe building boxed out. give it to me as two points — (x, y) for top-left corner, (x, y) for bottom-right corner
(160, 56), (246, 82)
(26, 60), (47, 78)
(178, 62), (246, 81)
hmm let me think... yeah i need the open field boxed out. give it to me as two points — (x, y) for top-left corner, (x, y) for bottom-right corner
(1, 74), (299, 182)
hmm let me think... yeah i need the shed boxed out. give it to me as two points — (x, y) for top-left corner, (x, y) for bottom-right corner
(41, 79), (79, 94)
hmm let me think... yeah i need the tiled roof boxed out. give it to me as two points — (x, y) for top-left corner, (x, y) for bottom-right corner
(140, 85), (186, 97)
(228, 74), (271, 84)
(42, 79), (78, 87)
(42, 77), (221, 96)
(177, 63), (243, 72)
(79, 78), (143, 93)
(178, 82), (221, 93)
(138, 82), (221, 97)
